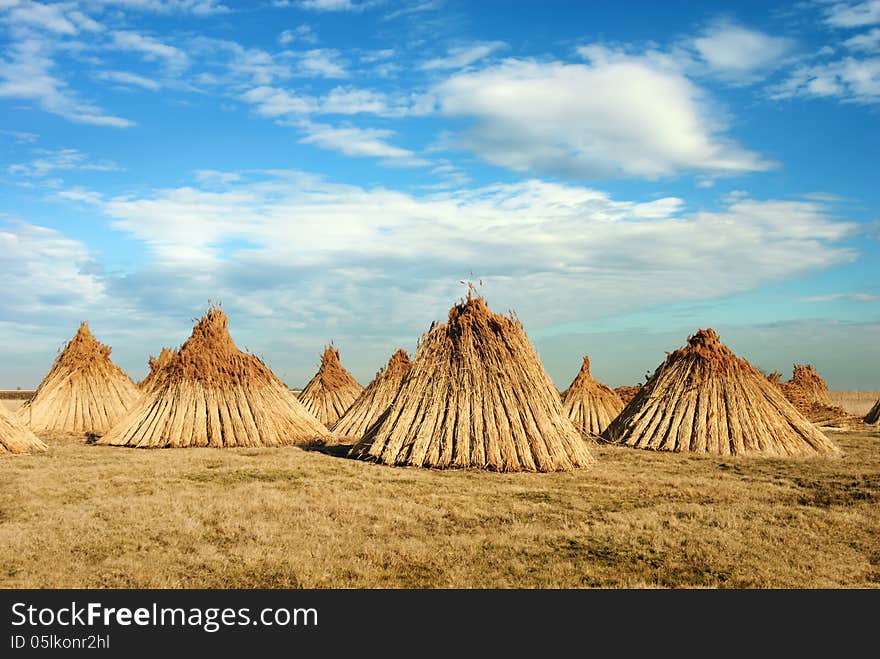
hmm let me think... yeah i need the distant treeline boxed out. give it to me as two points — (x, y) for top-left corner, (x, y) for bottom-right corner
(0, 390), (35, 400)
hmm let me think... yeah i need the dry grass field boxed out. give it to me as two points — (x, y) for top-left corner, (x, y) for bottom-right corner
(1, 424), (878, 588)
(830, 390), (880, 417)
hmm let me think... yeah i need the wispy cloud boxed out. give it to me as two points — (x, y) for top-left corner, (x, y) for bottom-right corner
(822, 1), (880, 28)
(844, 27), (880, 50)
(240, 85), (317, 116)
(296, 0), (375, 11)
(4, 0), (80, 34)
(0, 37), (134, 127)
(0, 220), (107, 317)
(295, 49), (348, 78)
(770, 56), (880, 103)
(384, 0), (443, 21)
(8, 148), (122, 177)
(802, 292), (880, 302)
(297, 121), (430, 165)
(88, 0), (230, 15)
(110, 30), (190, 73)
(421, 41), (506, 70)
(278, 24), (317, 46)
(97, 70), (161, 90)
(57, 174), (857, 343)
(0, 128), (39, 143)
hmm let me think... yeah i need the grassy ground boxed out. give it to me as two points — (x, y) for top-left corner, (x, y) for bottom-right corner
(1, 427), (877, 588)
(830, 390), (880, 417)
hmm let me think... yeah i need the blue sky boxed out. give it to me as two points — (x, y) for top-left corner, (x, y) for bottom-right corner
(1, 0), (878, 390)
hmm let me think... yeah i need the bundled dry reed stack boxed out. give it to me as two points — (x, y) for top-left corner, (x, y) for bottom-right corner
(1, 405), (47, 455)
(138, 347), (176, 393)
(298, 346), (363, 427)
(601, 328), (839, 456)
(866, 400), (880, 425)
(99, 308), (329, 448)
(18, 323), (140, 436)
(331, 348), (411, 441)
(614, 385), (643, 406)
(351, 290), (594, 472)
(774, 364), (849, 426)
(787, 364), (834, 405)
(561, 356), (624, 437)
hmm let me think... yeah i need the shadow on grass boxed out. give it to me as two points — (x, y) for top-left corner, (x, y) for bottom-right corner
(300, 442), (358, 459)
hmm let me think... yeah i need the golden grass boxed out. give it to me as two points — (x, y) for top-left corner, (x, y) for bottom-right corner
(830, 391), (880, 417)
(1, 428), (877, 588)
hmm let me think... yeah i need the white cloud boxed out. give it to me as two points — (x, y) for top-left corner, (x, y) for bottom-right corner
(296, 49), (348, 78)
(240, 83), (430, 120)
(240, 85), (317, 116)
(771, 56), (880, 102)
(298, 0), (368, 11)
(692, 22), (796, 80)
(110, 30), (190, 73)
(384, 0), (442, 21)
(4, 1), (78, 34)
(844, 27), (880, 50)
(360, 48), (394, 63)
(823, 1), (880, 28)
(88, 0), (229, 15)
(0, 221), (107, 316)
(435, 53), (773, 179)
(421, 41), (506, 70)
(98, 70), (161, 90)
(8, 148), (121, 177)
(61, 174), (856, 338)
(0, 37), (134, 127)
(426, 161), (471, 188)
(0, 128), (38, 142)
(802, 292), (880, 301)
(278, 24), (317, 45)
(68, 10), (104, 32)
(297, 121), (429, 165)
(195, 169), (242, 185)
(322, 86), (391, 114)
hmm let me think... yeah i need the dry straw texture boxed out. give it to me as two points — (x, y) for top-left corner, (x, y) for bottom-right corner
(561, 356), (624, 437)
(0, 405), (47, 455)
(773, 364), (850, 426)
(866, 400), (880, 425)
(351, 291), (594, 472)
(18, 323), (140, 436)
(331, 348), (411, 441)
(99, 309), (329, 448)
(614, 385), (642, 406)
(138, 347), (177, 393)
(601, 328), (839, 457)
(298, 346), (363, 427)
(788, 364), (834, 405)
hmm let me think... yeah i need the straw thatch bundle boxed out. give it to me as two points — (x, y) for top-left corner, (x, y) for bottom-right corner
(351, 291), (594, 472)
(865, 400), (880, 425)
(1, 405), (47, 455)
(561, 356), (624, 437)
(331, 348), (411, 441)
(18, 323), (140, 436)
(138, 347), (176, 393)
(614, 385), (642, 406)
(99, 308), (329, 448)
(298, 346), (363, 427)
(601, 328), (838, 456)
(772, 365), (849, 426)
(786, 364), (833, 405)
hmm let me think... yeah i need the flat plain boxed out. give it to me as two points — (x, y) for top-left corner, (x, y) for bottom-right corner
(1, 401), (877, 588)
